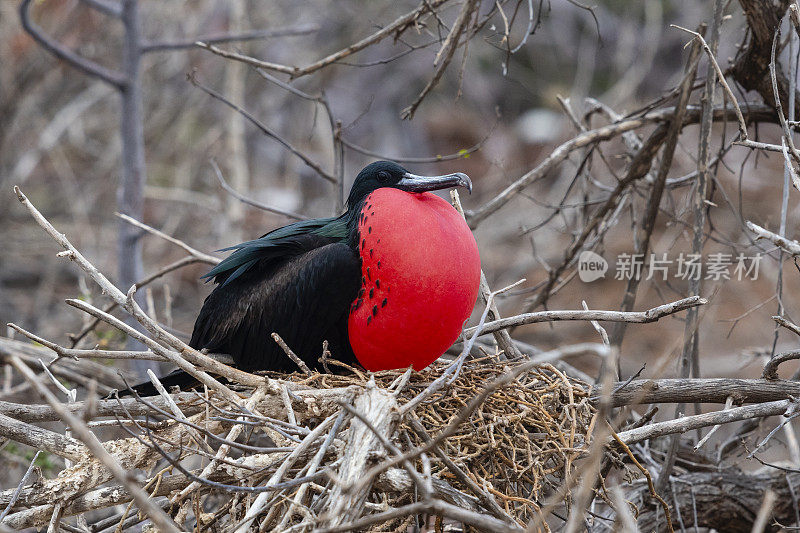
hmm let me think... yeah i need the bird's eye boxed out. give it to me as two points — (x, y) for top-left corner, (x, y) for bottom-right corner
(377, 171), (391, 182)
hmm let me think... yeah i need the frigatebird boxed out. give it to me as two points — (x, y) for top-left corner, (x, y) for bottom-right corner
(130, 161), (480, 395)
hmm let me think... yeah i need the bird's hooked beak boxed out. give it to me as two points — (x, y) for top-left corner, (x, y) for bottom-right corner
(396, 171), (473, 194)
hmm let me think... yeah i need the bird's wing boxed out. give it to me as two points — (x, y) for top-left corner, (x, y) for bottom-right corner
(203, 216), (345, 285)
(189, 240), (361, 372)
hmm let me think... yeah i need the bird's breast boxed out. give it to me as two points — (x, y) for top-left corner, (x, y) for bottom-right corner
(348, 188), (481, 371)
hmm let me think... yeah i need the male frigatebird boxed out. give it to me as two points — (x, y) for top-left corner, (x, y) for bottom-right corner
(130, 161), (480, 395)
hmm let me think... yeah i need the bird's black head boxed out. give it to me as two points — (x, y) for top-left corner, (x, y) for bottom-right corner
(346, 161), (472, 209)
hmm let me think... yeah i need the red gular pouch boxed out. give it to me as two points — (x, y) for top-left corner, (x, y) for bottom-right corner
(348, 188), (481, 371)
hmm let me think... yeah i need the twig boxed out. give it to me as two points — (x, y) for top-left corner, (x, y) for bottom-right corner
(233, 412), (339, 532)
(609, 485), (637, 533)
(210, 159), (308, 220)
(0, 451), (41, 525)
(339, 402), (430, 498)
(320, 386), (399, 528)
(0, 412), (85, 462)
(187, 72), (336, 183)
(341, 120), (496, 163)
(140, 24), (319, 52)
(510, 0), (534, 53)
(7, 323), (167, 362)
(171, 385), (271, 506)
(749, 411), (800, 458)
(773, 315), (800, 337)
(465, 104), (774, 229)
(0, 393), (202, 423)
(350, 357), (553, 501)
(316, 499), (524, 533)
(277, 410), (347, 529)
(272, 333), (312, 376)
(401, 278), (525, 414)
(146, 370), (213, 453)
(762, 350), (800, 380)
(66, 296), (256, 400)
(15, 185), (258, 403)
(610, 430), (674, 532)
(747, 220), (800, 255)
(452, 190), (523, 359)
(672, 24), (747, 139)
(402, 0), (478, 119)
(617, 398), (798, 444)
(115, 212), (220, 264)
(194, 42), (295, 74)
(68, 255), (207, 347)
(406, 415), (516, 524)
(610, 34), (703, 348)
(603, 378), (800, 407)
(583, 301), (610, 345)
(658, 3), (724, 492)
(694, 396), (734, 450)
(769, 31), (800, 165)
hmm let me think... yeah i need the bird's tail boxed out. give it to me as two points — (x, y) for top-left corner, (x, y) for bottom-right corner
(118, 369), (199, 397)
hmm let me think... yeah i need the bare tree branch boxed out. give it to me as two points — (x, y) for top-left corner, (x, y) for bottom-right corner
(618, 398), (797, 444)
(140, 24), (320, 53)
(19, 0), (127, 87)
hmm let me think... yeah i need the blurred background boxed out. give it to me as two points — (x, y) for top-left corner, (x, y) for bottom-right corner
(1, 0), (798, 397)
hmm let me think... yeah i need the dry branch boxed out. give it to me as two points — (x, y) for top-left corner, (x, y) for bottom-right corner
(319, 386), (399, 528)
(607, 378), (800, 406)
(748, 220), (800, 255)
(618, 398), (797, 444)
(198, 0), (449, 80)
(0, 412), (85, 462)
(467, 295), (705, 336)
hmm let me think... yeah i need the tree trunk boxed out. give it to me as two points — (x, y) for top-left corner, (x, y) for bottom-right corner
(119, 0), (150, 372)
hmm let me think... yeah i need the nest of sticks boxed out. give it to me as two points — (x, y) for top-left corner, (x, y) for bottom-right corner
(279, 356), (595, 527)
(0, 350), (596, 532)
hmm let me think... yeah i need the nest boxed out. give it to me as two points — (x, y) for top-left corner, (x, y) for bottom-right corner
(0, 351), (596, 532)
(288, 356), (595, 525)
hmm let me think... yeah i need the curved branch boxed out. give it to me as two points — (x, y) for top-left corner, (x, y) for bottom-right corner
(188, 73), (335, 184)
(19, 0), (127, 88)
(210, 160), (308, 220)
(763, 350), (800, 380)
